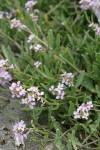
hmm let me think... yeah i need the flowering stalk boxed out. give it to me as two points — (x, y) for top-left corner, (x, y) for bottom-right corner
(49, 83), (65, 100)
(0, 59), (13, 86)
(13, 120), (32, 147)
(9, 81), (26, 98)
(22, 86), (44, 109)
(74, 101), (93, 120)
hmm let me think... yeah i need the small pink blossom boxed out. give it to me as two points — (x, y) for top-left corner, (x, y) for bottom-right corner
(10, 18), (27, 32)
(49, 83), (65, 100)
(13, 120), (32, 146)
(34, 61), (41, 68)
(10, 64), (14, 69)
(0, 69), (12, 86)
(34, 44), (42, 52)
(73, 101), (93, 120)
(49, 85), (55, 95)
(0, 59), (8, 69)
(21, 86), (44, 109)
(9, 81), (26, 98)
(30, 13), (38, 22)
(79, 0), (92, 10)
(61, 72), (74, 87)
(25, 1), (37, 12)
(27, 34), (35, 43)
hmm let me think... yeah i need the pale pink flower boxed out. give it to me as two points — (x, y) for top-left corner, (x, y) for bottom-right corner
(49, 85), (55, 95)
(27, 34), (35, 43)
(9, 81), (26, 98)
(74, 101), (93, 120)
(34, 61), (41, 68)
(30, 13), (38, 22)
(79, 0), (92, 10)
(10, 18), (27, 32)
(25, 1), (37, 12)
(10, 64), (14, 69)
(13, 120), (32, 146)
(0, 69), (12, 86)
(21, 86), (44, 109)
(34, 44), (42, 52)
(0, 59), (8, 69)
(61, 72), (74, 87)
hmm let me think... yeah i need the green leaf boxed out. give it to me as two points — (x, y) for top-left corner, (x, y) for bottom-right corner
(51, 116), (64, 150)
(68, 101), (75, 116)
(32, 107), (43, 125)
(81, 76), (95, 92)
(56, 34), (60, 49)
(2, 45), (17, 65)
(68, 130), (82, 150)
(67, 140), (72, 150)
(95, 85), (100, 98)
(75, 71), (85, 87)
(47, 29), (54, 48)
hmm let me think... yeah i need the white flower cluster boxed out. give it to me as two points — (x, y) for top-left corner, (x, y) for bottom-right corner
(10, 18), (27, 32)
(25, 0), (37, 12)
(79, 0), (93, 10)
(34, 61), (41, 68)
(74, 101), (93, 120)
(30, 9), (39, 23)
(0, 9), (16, 19)
(89, 23), (100, 35)
(22, 86), (44, 109)
(13, 120), (32, 146)
(0, 69), (12, 86)
(0, 59), (12, 86)
(27, 34), (35, 43)
(9, 81), (26, 98)
(29, 44), (42, 52)
(49, 72), (74, 100)
(49, 83), (65, 100)
(0, 59), (8, 68)
(61, 72), (74, 87)
(79, 0), (100, 10)
(25, 0), (39, 22)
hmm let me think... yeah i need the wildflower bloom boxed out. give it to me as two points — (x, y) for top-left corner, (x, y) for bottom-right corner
(22, 94), (36, 109)
(61, 72), (74, 87)
(22, 86), (44, 109)
(0, 59), (8, 69)
(30, 13), (38, 22)
(89, 23), (100, 35)
(34, 61), (41, 68)
(49, 85), (55, 95)
(27, 34), (35, 43)
(0, 10), (15, 19)
(13, 120), (32, 146)
(29, 45), (33, 50)
(5, 12), (13, 19)
(34, 44), (42, 52)
(0, 69), (12, 86)
(79, 0), (92, 10)
(10, 64), (14, 69)
(49, 83), (65, 99)
(55, 83), (65, 100)
(10, 18), (27, 32)
(0, 59), (13, 86)
(30, 10), (39, 22)
(9, 81), (26, 98)
(25, 0), (37, 12)
(73, 101), (93, 120)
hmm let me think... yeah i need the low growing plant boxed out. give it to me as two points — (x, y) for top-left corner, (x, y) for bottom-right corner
(0, 0), (100, 149)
